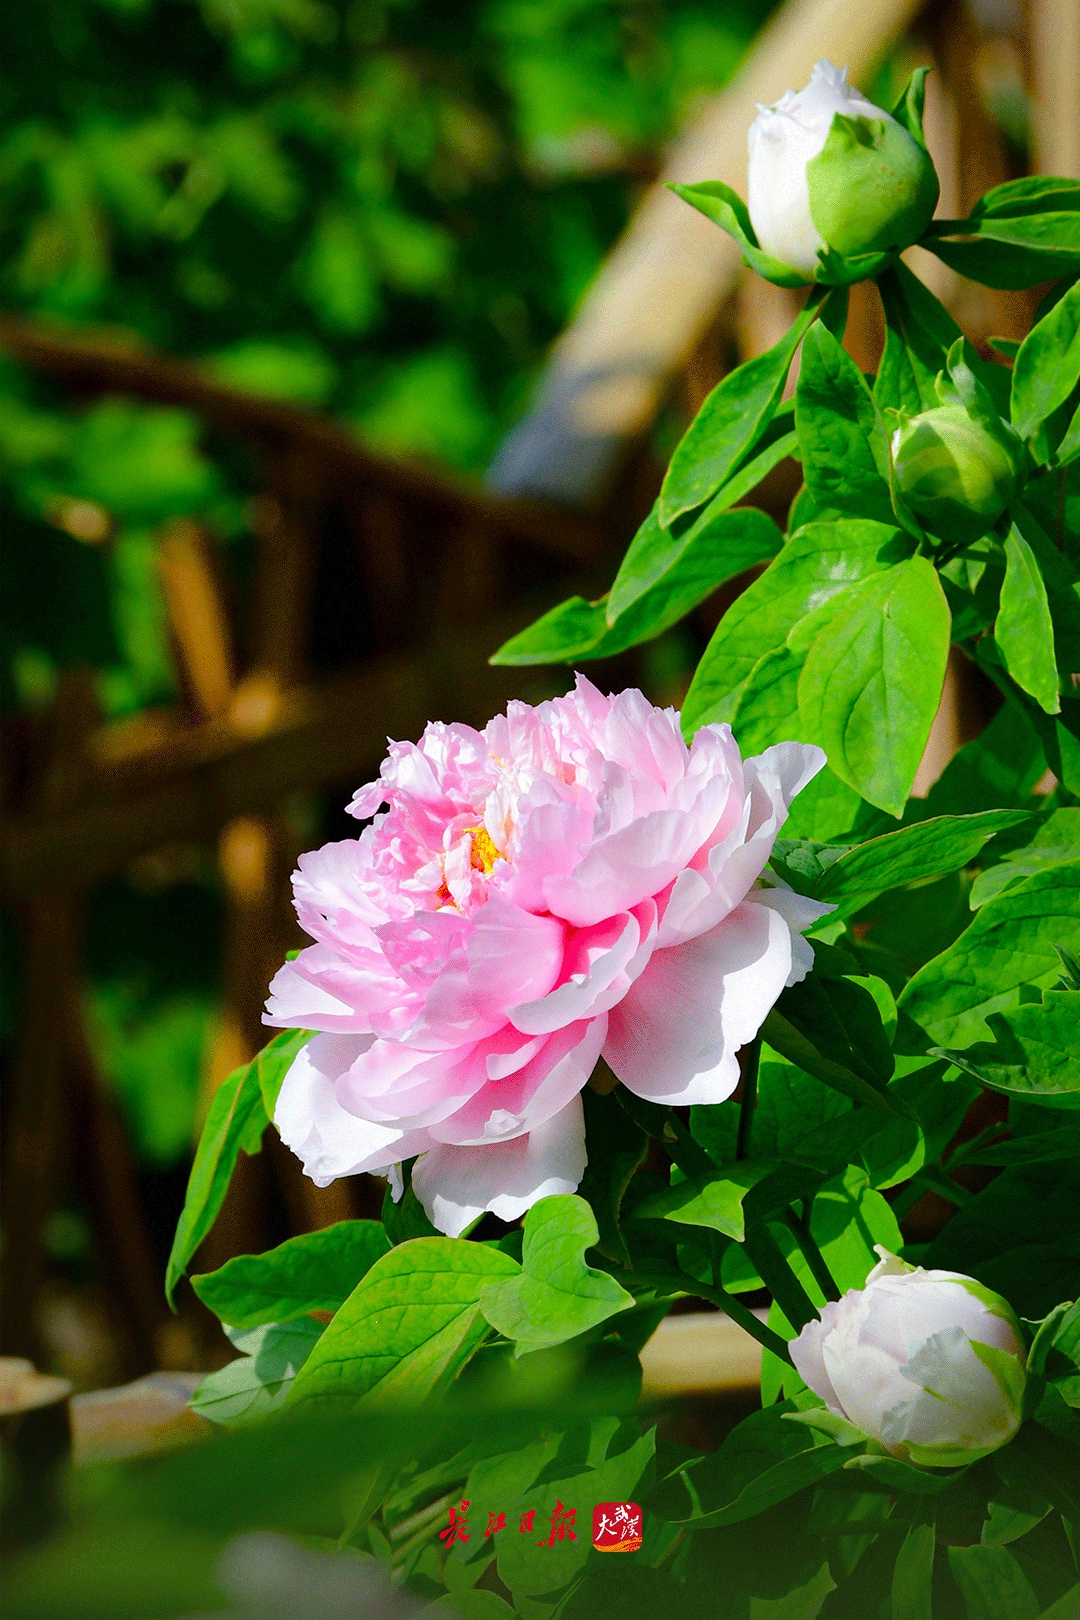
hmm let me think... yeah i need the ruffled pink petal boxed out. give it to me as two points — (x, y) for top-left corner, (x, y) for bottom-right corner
(264, 944), (419, 1036)
(655, 739), (825, 948)
(604, 899), (792, 1106)
(542, 774), (730, 928)
(427, 1015), (606, 1146)
(412, 1096), (587, 1237)
(508, 909), (651, 1036)
(465, 895), (566, 1021)
(274, 1034), (430, 1185)
(755, 882), (833, 985)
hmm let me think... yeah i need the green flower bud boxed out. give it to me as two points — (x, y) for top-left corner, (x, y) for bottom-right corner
(806, 108), (939, 264)
(891, 405), (1017, 543)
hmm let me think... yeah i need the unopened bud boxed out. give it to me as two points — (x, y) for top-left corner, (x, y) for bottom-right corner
(891, 405), (1017, 542)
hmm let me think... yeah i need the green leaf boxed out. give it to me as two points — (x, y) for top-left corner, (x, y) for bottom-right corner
(667, 180), (810, 289)
(606, 491), (783, 626)
(923, 189), (1080, 288)
(812, 810), (1031, 916)
(691, 1053), (848, 1168)
(253, 1028), (311, 1118)
(970, 809), (1080, 907)
(165, 1058), (268, 1306)
(658, 293), (823, 526)
(797, 556), (951, 815)
(666, 1404), (849, 1529)
(1011, 503), (1080, 676)
(891, 1520), (935, 1620)
(634, 1157), (794, 1241)
(490, 595), (609, 667)
(900, 861), (1080, 1046)
(796, 322), (894, 525)
(681, 519), (908, 735)
(191, 1220), (391, 1328)
(963, 1123), (1080, 1165)
(762, 975), (907, 1118)
(286, 1237), (519, 1413)
(926, 1155), (1080, 1319)
(492, 505), (783, 667)
(189, 1320), (325, 1425)
(947, 1544), (1040, 1620)
(936, 990), (1080, 1105)
(478, 1195), (634, 1357)
(576, 1084), (647, 1265)
(1011, 276), (1080, 441)
(1040, 1589), (1080, 1620)
(997, 526), (1061, 714)
(916, 699), (1046, 818)
(876, 261), (962, 413)
(1058, 399), (1080, 466)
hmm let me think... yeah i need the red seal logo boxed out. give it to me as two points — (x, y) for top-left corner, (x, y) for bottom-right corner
(592, 1502), (642, 1553)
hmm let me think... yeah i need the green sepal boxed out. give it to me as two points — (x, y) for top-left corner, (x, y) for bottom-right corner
(842, 1452), (970, 1491)
(891, 65), (931, 147)
(667, 180), (811, 287)
(807, 111), (938, 266)
(784, 1406), (868, 1448)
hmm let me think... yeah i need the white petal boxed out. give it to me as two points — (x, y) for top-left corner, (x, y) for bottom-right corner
(412, 1096), (587, 1237)
(790, 1309), (846, 1414)
(274, 1034), (427, 1185)
(755, 879), (834, 985)
(604, 900), (792, 1106)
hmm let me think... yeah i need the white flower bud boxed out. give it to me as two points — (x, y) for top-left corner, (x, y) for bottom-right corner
(790, 1248), (1026, 1467)
(747, 61), (938, 279)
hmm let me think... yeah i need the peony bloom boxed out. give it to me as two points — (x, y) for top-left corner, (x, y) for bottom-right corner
(790, 1249), (1027, 1467)
(747, 60), (938, 279)
(266, 678), (828, 1235)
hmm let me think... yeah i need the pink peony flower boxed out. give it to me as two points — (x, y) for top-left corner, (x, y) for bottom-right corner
(266, 677), (829, 1236)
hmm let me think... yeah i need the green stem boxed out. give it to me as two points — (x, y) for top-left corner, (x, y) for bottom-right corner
(944, 1125), (1009, 1172)
(783, 1208), (841, 1303)
(691, 1274), (794, 1366)
(388, 1491), (459, 1546)
(889, 1171), (930, 1222)
(667, 1112), (718, 1184)
(918, 1163), (973, 1207)
(740, 1221), (821, 1334)
(736, 1036), (762, 1161)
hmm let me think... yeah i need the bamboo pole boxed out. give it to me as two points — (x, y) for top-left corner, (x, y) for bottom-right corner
(1030, 0), (1080, 179)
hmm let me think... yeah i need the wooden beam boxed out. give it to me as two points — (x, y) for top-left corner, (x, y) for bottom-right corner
(487, 0), (927, 508)
(0, 619), (548, 895)
(0, 316), (605, 562)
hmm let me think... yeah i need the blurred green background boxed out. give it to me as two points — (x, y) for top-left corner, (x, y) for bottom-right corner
(0, 0), (775, 1292)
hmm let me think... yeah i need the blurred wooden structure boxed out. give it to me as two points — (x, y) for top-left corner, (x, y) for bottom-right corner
(2, 0), (1075, 1385)
(0, 326), (614, 1376)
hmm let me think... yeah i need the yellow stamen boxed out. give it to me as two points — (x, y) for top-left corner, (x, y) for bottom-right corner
(469, 827), (500, 874)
